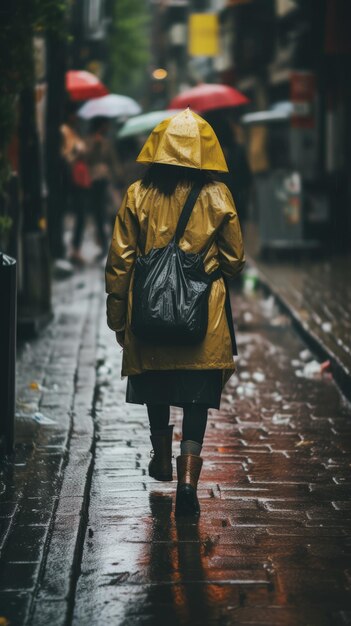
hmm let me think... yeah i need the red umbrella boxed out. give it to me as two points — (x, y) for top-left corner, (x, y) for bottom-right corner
(65, 70), (109, 102)
(168, 83), (249, 112)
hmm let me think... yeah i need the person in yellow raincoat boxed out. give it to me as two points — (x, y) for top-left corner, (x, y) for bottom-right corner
(105, 109), (245, 516)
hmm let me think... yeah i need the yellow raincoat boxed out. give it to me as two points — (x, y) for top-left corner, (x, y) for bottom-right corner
(105, 109), (245, 383)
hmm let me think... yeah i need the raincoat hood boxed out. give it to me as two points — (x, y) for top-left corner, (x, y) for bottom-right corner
(136, 108), (229, 172)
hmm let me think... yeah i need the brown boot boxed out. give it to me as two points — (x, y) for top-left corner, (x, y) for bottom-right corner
(148, 426), (173, 481)
(175, 454), (203, 517)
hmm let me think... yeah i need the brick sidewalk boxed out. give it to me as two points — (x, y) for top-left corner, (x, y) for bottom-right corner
(0, 263), (102, 624)
(247, 252), (351, 402)
(71, 285), (351, 626)
(1, 262), (351, 625)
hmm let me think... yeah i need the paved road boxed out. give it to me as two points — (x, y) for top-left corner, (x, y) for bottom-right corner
(70, 283), (351, 626)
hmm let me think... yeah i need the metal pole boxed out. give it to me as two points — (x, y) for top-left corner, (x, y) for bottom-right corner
(0, 253), (16, 454)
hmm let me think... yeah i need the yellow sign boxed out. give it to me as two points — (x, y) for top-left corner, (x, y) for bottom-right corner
(188, 13), (219, 57)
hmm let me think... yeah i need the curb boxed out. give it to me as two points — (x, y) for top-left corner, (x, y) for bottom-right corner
(247, 257), (351, 404)
(26, 272), (101, 626)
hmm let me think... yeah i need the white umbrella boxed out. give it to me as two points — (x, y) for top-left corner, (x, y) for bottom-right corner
(117, 110), (181, 139)
(117, 109), (183, 139)
(78, 94), (141, 119)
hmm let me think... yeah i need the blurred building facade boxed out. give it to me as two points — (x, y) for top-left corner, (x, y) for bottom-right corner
(150, 0), (351, 252)
(222, 0), (351, 251)
(69, 0), (110, 77)
(0, 0), (110, 334)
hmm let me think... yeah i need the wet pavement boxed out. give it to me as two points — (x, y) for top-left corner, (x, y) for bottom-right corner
(247, 251), (351, 402)
(1, 259), (351, 626)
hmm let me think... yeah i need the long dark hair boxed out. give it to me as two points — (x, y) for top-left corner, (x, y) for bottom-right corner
(141, 163), (215, 196)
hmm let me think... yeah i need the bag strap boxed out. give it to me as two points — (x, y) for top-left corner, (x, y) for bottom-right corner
(174, 182), (203, 244)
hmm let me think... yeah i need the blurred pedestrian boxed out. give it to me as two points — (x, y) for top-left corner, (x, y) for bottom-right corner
(117, 137), (145, 198)
(86, 116), (122, 259)
(205, 112), (252, 225)
(60, 103), (90, 265)
(105, 109), (245, 517)
(105, 137), (144, 231)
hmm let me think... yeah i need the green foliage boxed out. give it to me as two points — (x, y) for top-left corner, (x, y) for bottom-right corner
(0, 215), (13, 235)
(108, 0), (150, 97)
(0, 1), (67, 96)
(0, 0), (67, 194)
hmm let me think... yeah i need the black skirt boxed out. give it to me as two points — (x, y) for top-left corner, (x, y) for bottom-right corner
(126, 369), (222, 409)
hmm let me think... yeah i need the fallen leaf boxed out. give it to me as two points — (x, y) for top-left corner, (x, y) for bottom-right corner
(29, 381), (41, 391)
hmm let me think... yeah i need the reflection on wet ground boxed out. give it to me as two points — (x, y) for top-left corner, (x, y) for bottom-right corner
(71, 285), (351, 626)
(1, 268), (349, 625)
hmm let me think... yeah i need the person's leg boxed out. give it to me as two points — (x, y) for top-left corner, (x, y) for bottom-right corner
(147, 404), (173, 481)
(72, 187), (86, 260)
(181, 404), (208, 453)
(91, 180), (108, 254)
(147, 404), (170, 433)
(176, 404), (208, 517)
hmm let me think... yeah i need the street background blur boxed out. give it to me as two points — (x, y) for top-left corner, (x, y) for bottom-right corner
(0, 0), (350, 329)
(1, 0), (350, 420)
(1, 2), (351, 625)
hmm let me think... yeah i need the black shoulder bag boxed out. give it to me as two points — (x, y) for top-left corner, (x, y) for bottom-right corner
(131, 182), (223, 346)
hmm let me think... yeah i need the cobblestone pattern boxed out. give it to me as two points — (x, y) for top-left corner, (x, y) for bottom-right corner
(0, 267), (102, 625)
(71, 286), (351, 626)
(249, 255), (351, 400)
